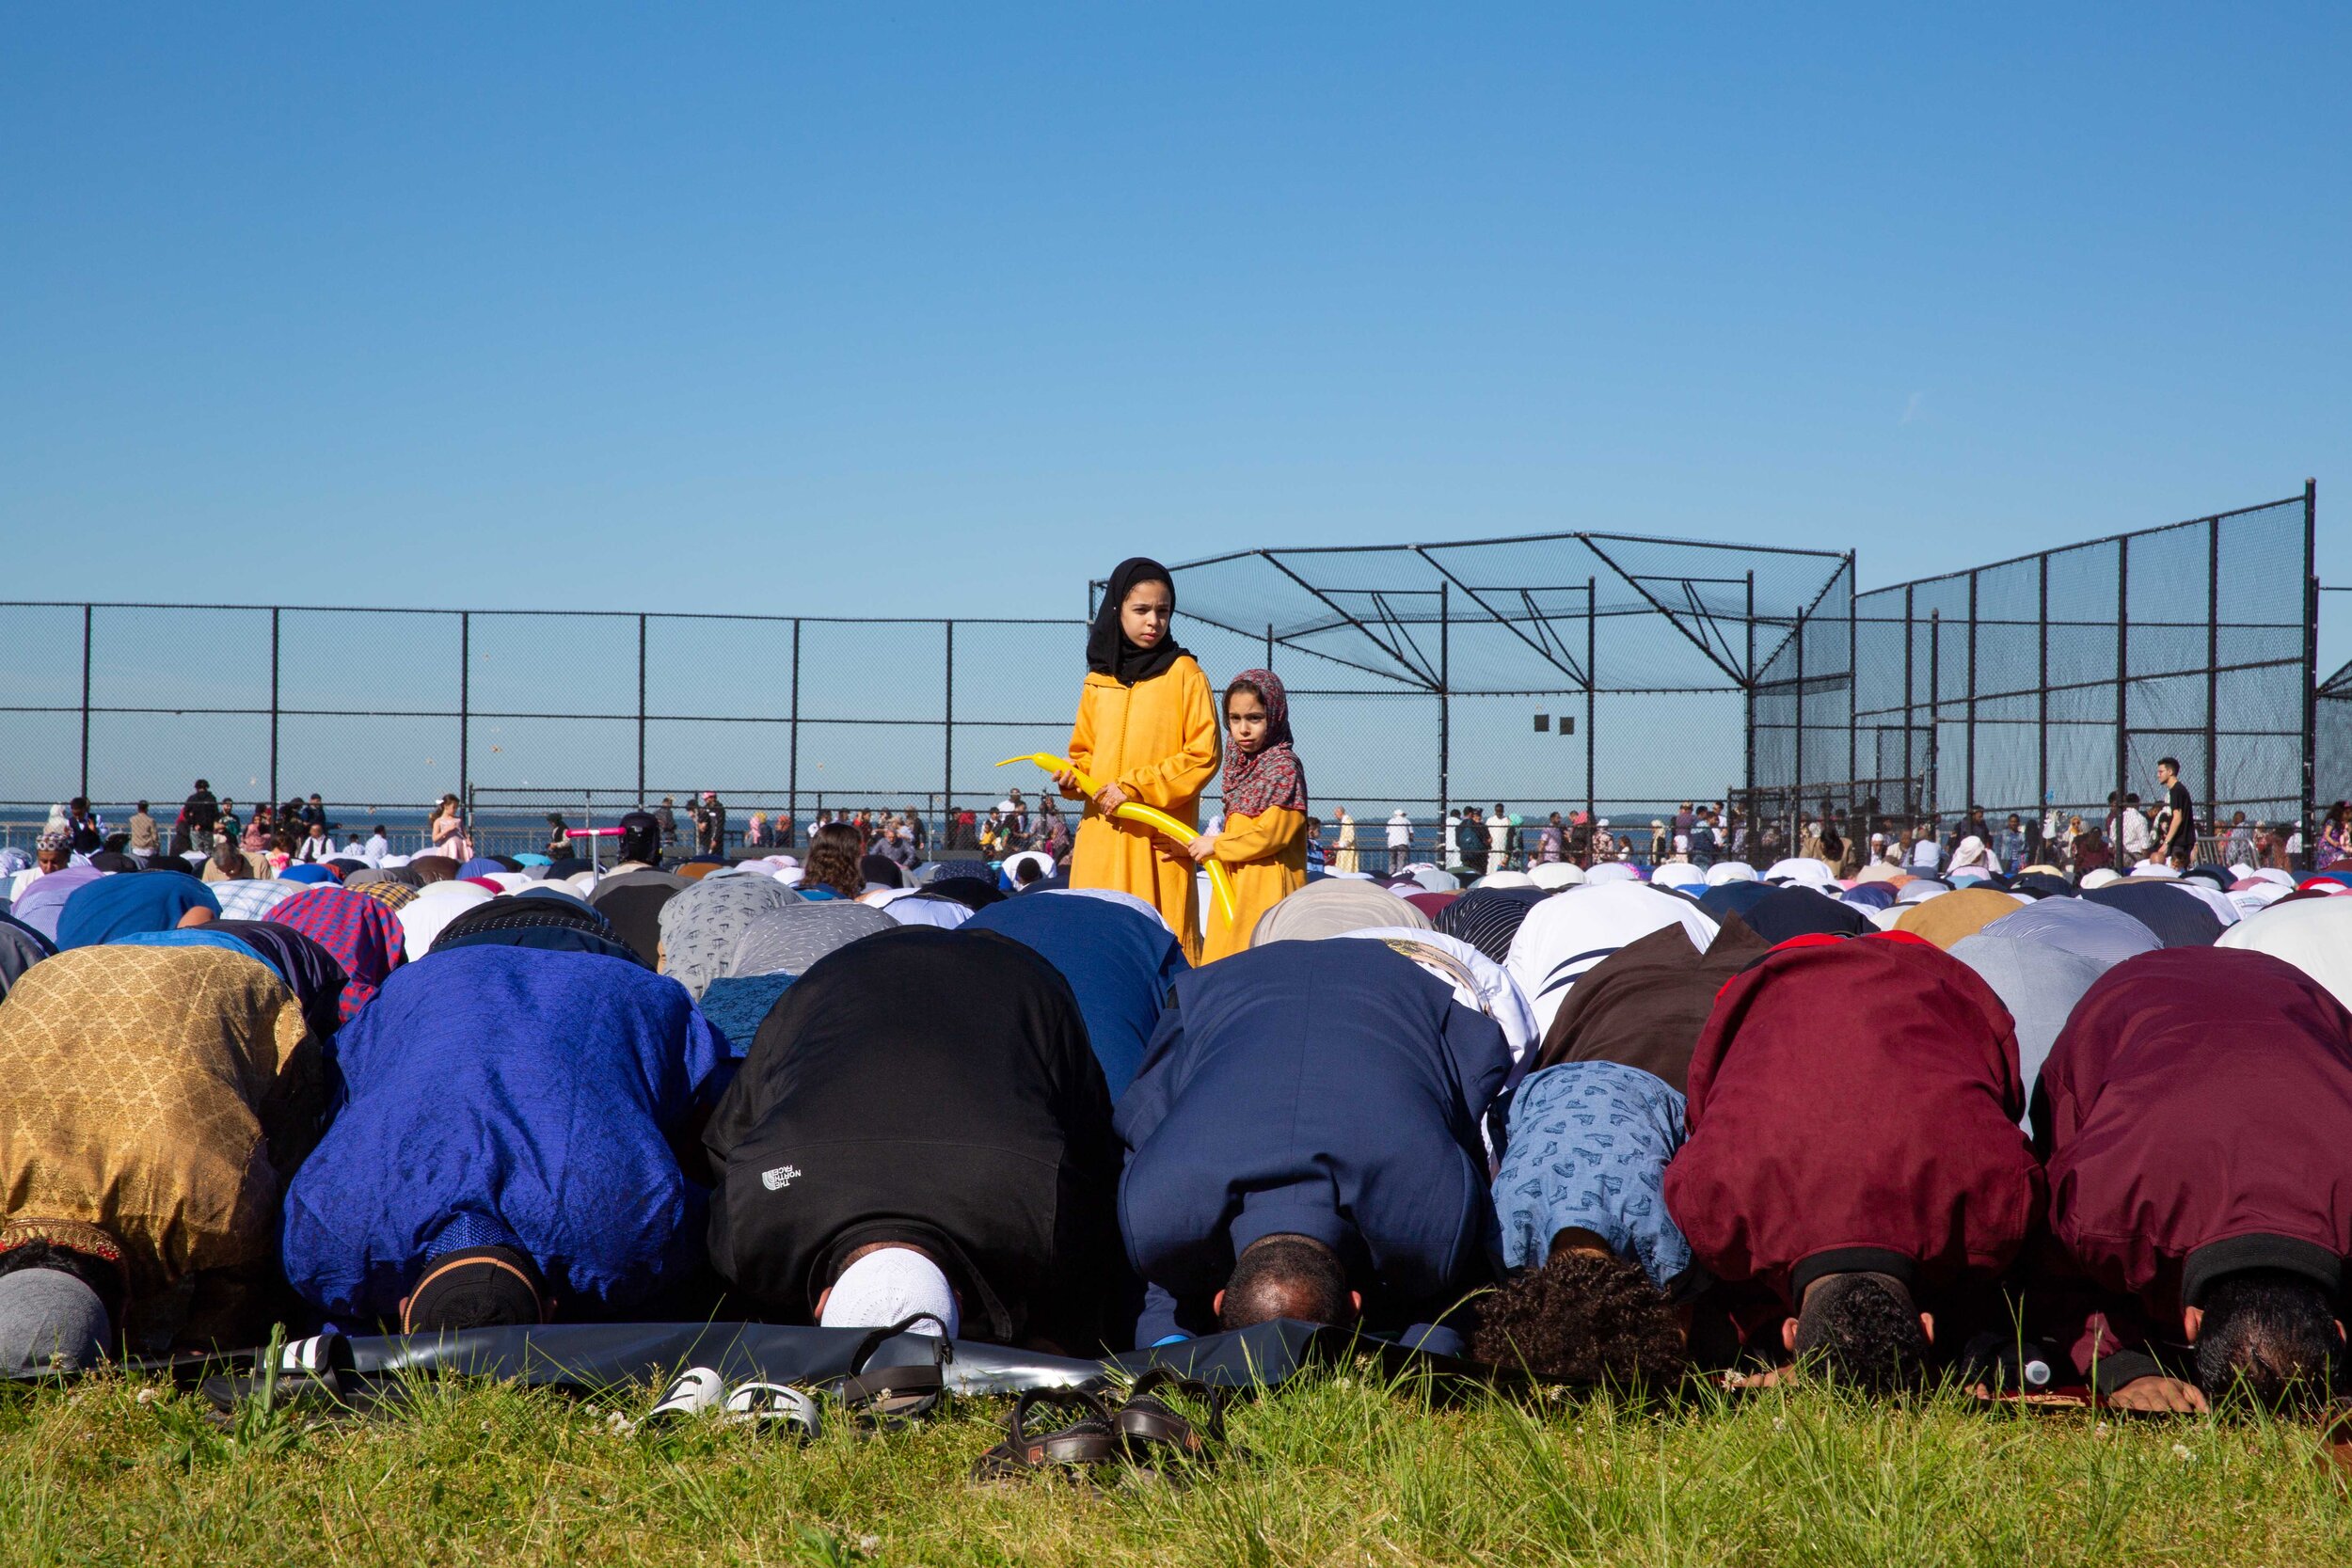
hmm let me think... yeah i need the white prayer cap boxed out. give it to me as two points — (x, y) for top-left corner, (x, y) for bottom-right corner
(818, 1247), (959, 1338)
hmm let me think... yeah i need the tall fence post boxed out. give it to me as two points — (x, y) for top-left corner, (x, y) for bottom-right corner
(1264, 624), (1274, 669)
(636, 614), (648, 804)
(2204, 518), (2220, 838)
(1741, 571), (1756, 801)
(2036, 553), (2049, 842)
(1964, 570), (1979, 813)
(2304, 479), (2320, 847)
(269, 608), (281, 807)
(2114, 536), (2131, 839)
(1584, 578), (1597, 822)
(458, 610), (470, 806)
(1437, 584), (1450, 825)
(788, 619), (802, 836)
(1901, 585), (1916, 818)
(943, 620), (955, 823)
(1926, 609), (1941, 824)
(78, 604), (92, 801)
(1792, 606), (1807, 846)
(1844, 554), (1857, 823)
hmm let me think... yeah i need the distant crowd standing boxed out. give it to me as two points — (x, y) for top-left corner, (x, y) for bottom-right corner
(3, 556), (2350, 1434)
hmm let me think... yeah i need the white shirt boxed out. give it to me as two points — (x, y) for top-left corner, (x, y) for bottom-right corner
(2120, 809), (2153, 854)
(365, 834), (389, 859)
(1910, 839), (1944, 870)
(1387, 816), (1411, 847)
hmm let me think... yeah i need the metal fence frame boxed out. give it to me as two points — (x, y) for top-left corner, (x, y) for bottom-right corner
(0, 487), (2322, 853)
(1840, 483), (2317, 843)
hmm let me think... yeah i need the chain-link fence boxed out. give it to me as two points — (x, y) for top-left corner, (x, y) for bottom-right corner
(1839, 486), (2316, 845)
(0, 488), (2323, 860)
(2320, 655), (2352, 815)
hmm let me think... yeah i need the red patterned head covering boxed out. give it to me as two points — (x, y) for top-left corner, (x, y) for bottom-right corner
(268, 885), (406, 1022)
(1219, 668), (1308, 820)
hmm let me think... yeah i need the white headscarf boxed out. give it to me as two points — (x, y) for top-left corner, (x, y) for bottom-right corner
(1333, 926), (1538, 1063)
(2218, 895), (2352, 1010)
(1505, 883), (1719, 1041)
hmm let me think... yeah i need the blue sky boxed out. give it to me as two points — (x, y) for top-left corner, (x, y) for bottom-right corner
(4, 6), (2345, 663)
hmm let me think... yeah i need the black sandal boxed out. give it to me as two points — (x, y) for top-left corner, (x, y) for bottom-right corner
(1109, 1367), (1228, 1470)
(969, 1387), (1124, 1483)
(833, 1314), (954, 1432)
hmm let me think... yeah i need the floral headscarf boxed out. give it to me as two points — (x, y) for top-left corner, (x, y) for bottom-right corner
(1218, 667), (1309, 820)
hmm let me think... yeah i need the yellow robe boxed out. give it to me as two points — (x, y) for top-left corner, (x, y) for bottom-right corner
(1200, 804), (1309, 963)
(1066, 656), (1220, 961)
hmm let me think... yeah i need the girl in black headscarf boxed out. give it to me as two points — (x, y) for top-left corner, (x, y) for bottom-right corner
(1059, 559), (1219, 959)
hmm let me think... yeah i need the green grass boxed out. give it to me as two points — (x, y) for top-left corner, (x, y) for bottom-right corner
(2, 1365), (2345, 1566)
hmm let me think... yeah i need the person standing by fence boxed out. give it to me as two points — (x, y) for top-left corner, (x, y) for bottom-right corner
(2153, 757), (2195, 868)
(1058, 559), (1218, 962)
(1190, 669), (1309, 964)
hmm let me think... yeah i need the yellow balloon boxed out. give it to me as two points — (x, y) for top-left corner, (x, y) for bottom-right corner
(993, 754), (1238, 925)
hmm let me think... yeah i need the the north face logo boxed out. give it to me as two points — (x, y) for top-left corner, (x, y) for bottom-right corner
(761, 1164), (801, 1191)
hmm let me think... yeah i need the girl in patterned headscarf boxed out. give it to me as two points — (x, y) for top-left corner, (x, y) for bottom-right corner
(1189, 668), (1310, 963)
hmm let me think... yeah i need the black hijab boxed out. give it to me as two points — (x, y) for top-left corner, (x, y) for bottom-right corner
(1088, 558), (1189, 687)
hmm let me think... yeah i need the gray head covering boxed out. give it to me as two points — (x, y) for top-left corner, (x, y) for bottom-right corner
(0, 1269), (109, 1371)
(726, 901), (896, 981)
(0, 914), (52, 998)
(1947, 927), (2113, 1126)
(657, 875), (803, 998)
(1251, 878), (1434, 947)
(1979, 895), (2160, 970)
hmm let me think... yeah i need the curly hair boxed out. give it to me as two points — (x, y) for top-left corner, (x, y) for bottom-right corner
(1791, 1272), (1930, 1394)
(801, 821), (866, 899)
(1471, 1248), (1686, 1386)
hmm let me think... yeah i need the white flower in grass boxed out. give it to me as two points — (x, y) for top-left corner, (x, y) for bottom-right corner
(2171, 1442), (2196, 1464)
(606, 1411), (639, 1436)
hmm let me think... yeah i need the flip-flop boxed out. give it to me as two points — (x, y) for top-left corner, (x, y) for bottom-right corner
(968, 1388), (1124, 1484)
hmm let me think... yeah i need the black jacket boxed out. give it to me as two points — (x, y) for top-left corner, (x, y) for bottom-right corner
(702, 926), (1123, 1348)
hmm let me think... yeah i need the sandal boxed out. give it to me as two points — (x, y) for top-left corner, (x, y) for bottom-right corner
(969, 1387), (1124, 1483)
(1110, 1367), (1228, 1470)
(649, 1367), (725, 1422)
(833, 1313), (955, 1432)
(723, 1381), (822, 1438)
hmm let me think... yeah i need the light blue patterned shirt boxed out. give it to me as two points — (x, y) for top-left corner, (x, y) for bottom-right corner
(1492, 1060), (1692, 1291)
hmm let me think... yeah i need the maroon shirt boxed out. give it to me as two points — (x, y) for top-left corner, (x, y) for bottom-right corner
(2039, 946), (2352, 1314)
(1663, 933), (2044, 1306)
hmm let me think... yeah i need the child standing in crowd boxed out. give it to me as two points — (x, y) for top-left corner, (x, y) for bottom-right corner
(1189, 669), (1309, 962)
(1060, 558), (1218, 959)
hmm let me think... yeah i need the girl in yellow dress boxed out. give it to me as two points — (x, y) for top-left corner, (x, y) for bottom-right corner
(1059, 559), (1220, 959)
(1188, 667), (1309, 961)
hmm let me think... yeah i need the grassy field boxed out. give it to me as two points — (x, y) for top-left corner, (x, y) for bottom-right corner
(3, 1364), (2347, 1566)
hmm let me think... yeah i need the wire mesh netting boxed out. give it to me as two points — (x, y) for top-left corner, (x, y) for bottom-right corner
(1848, 493), (2313, 838)
(0, 494), (2321, 853)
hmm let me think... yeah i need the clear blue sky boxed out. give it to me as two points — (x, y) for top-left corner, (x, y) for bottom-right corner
(5, 7), (2345, 662)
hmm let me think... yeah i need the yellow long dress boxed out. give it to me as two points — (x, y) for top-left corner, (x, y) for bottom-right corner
(1065, 656), (1220, 961)
(1200, 804), (1309, 963)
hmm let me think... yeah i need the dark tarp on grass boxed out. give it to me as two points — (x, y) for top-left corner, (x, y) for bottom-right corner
(8, 1320), (1503, 1398)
